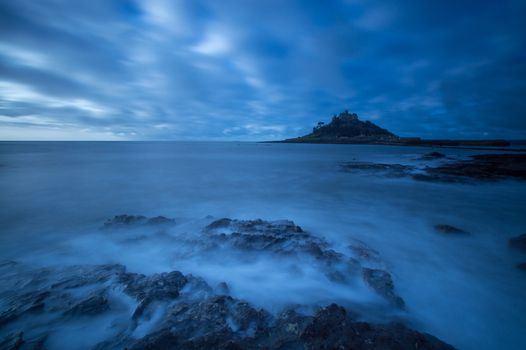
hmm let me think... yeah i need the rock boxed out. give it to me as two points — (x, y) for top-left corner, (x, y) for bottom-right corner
(0, 216), (458, 350)
(299, 304), (455, 350)
(0, 261), (454, 350)
(64, 293), (110, 316)
(340, 154), (526, 183)
(129, 300), (455, 350)
(423, 154), (526, 181)
(102, 214), (175, 230)
(0, 332), (24, 350)
(204, 218), (403, 306)
(509, 234), (526, 253)
(362, 268), (405, 308)
(120, 270), (188, 319)
(434, 224), (469, 235)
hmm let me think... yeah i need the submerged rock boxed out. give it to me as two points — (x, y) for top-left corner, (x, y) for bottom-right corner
(434, 224), (469, 235)
(419, 152), (446, 160)
(362, 268), (405, 308)
(509, 234), (526, 253)
(340, 162), (414, 178)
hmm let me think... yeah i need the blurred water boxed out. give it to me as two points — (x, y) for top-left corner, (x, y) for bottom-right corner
(0, 141), (525, 350)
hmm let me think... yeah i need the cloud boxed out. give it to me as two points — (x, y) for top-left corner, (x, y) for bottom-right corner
(0, 0), (525, 140)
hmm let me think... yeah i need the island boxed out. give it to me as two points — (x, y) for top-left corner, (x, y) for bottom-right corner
(273, 110), (511, 148)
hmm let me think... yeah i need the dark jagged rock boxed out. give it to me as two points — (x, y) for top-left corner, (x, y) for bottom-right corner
(102, 214), (175, 230)
(434, 225), (469, 235)
(341, 153), (526, 183)
(0, 216), (457, 350)
(120, 270), (188, 319)
(0, 261), (454, 350)
(362, 268), (405, 309)
(129, 301), (454, 350)
(0, 331), (24, 350)
(64, 293), (110, 316)
(419, 154), (526, 181)
(301, 304), (454, 350)
(204, 218), (403, 305)
(509, 234), (526, 253)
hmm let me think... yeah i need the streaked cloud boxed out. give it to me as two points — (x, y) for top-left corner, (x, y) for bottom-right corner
(0, 0), (525, 140)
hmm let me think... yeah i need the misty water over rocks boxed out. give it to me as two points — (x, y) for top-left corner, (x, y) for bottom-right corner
(1, 142), (525, 349)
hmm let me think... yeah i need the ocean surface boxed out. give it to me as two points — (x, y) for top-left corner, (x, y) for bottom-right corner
(1, 141), (525, 350)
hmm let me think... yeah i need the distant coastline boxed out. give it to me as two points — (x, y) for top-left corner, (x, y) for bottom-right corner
(267, 110), (525, 151)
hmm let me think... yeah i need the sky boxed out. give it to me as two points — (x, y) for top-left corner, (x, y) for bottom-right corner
(0, 0), (525, 141)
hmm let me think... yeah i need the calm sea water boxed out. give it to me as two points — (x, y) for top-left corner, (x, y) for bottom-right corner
(1, 141), (525, 349)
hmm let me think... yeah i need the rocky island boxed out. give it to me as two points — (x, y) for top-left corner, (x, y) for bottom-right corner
(274, 110), (511, 148)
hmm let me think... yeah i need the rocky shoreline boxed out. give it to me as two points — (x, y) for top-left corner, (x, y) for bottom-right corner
(341, 153), (526, 183)
(0, 216), (456, 350)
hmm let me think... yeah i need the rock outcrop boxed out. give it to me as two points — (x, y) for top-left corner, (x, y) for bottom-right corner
(0, 216), (457, 350)
(0, 260), (455, 350)
(341, 154), (526, 182)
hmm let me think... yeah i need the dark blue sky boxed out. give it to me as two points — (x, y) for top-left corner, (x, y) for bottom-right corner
(1, 0), (525, 140)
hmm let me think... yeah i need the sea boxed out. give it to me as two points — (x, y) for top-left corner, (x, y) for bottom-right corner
(0, 141), (525, 350)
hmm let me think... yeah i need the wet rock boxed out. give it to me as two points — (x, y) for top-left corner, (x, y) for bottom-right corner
(342, 154), (526, 183)
(509, 234), (526, 253)
(434, 224), (469, 235)
(266, 309), (312, 348)
(0, 291), (50, 326)
(300, 304), (454, 350)
(0, 262), (454, 350)
(205, 218), (233, 230)
(423, 154), (526, 181)
(362, 268), (405, 308)
(64, 293), (110, 316)
(0, 332), (24, 350)
(129, 295), (271, 350)
(120, 270), (188, 319)
(206, 218), (303, 234)
(129, 300), (455, 350)
(349, 242), (381, 262)
(204, 218), (403, 306)
(102, 214), (175, 229)
(419, 152), (446, 160)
